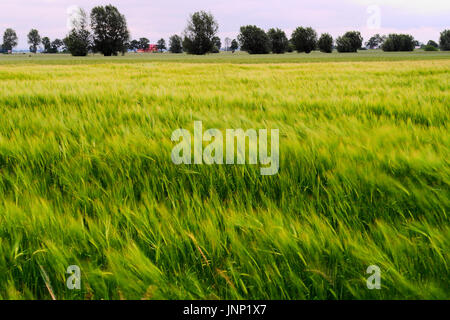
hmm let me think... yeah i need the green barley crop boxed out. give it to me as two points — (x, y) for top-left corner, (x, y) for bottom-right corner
(0, 52), (449, 300)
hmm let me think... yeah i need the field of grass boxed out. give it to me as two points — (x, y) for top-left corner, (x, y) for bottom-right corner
(2, 49), (450, 65)
(0, 51), (449, 300)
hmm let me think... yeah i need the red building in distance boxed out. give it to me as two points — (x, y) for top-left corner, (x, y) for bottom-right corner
(137, 44), (158, 53)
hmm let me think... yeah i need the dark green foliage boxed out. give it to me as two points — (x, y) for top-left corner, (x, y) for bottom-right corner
(64, 7), (91, 56)
(230, 39), (238, 53)
(182, 11), (219, 55)
(157, 39), (167, 52)
(211, 36), (221, 53)
(318, 33), (333, 53)
(52, 39), (64, 52)
(291, 27), (317, 53)
(439, 30), (450, 51)
(42, 37), (63, 53)
(238, 25), (271, 54)
(27, 29), (41, 53)
(336, 36), (353, 52)
(336, 31), (363, 52)
(91, 5), (130, 56)
(424, 45), (438, 51)
(64, 29), (91, 56)
(2, 28), (18, 53)
(382, 34), (415, 52)
(169, 35), (183, 53)
(139, 38), (150, 50)
(286, 41), (294, 52)
(267, 28), (289, 54)
(129, 40), (140, 52)
(365, 34), (385, 49)
(427, 40), (439, 48)
(42, 37), (51, 53)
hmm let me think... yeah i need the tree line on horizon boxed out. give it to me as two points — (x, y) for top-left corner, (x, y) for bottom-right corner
(1, 6), (450, 56)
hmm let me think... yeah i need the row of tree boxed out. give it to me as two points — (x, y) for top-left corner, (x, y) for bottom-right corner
(238, 26), (450, 54)
(237, 26), (359, 54)
(0, 6), (129, 56)
(159, 12), (237, 54)
(1, 28), (63, 53)
(2, 7), (450, 56)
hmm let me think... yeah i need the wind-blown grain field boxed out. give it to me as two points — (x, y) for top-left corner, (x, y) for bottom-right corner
(0, 52), (449, 300)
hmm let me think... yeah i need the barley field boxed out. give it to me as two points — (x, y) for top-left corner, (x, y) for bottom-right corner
(0, 52), (449, 300)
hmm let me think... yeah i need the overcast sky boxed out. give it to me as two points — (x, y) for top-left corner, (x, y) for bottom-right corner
(1, 0), (449, 49)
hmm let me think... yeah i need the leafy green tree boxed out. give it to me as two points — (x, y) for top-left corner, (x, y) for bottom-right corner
(238, 25), (271, 54)
(138, 38), (150, 50)
(427, 40), (439, 48)
(121, 41), (129, 55)
(157, 38), (166, 52)
(91, 5), (130, 56)
(439, 30), (450, 50)
(267, 28), (289, 54)
(211, 36), (221, 53)
(169, 35), (183, 53)
(28, 29), (41, 53)
(214, 37), (221, 50)
(318, 33), (333, 53)
(381, 34), (415, 51)
(336, 36), (352, 53)
(230, 39), (238, 53)
(129, 39), (140, 52)
(365, 34), (385, 49)
(345, 31), (363, 51)
(336, 31), (363, 52)
(52, 39), (63, 52)
(286, 40), (294, 52)
(291, 27), (317, 53)
(183, 11), (219, 55)
(65, 30), (91, 56)
(42, 37), (51, 53)
(2, 28), (18, 53)
(64, 8), (91, 56)
(424, 45), (438, 51)
(43, 37), (64, 53)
